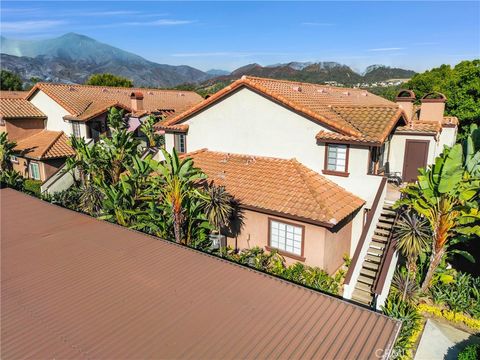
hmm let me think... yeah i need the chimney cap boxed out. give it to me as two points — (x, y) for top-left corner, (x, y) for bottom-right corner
(130, 91), (144, 100)
(395, 89), (416, 102)
(421, 92), (446, 103)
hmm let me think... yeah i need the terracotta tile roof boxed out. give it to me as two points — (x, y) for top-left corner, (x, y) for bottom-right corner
(27, 83), (203, 122)
(1, 188), (401, 359)
(443, 116), (459, 127)
(0, 98), (46, 119)
(396, 120), (442, 134)
(161, 76), (405, 143)
(0, 90), (28, 99)
(14, 130), (75, 159)
(187, 150), (364, 226)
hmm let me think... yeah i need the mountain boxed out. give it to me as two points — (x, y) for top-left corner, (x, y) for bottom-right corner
(0, 33), (212, 87)
(201, 62), (415, 88)
(363, 65), (416, 82)
(206, 69), (230, 76)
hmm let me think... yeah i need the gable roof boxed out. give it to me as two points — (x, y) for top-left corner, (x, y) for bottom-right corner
(27, 82), (204, 122)
(14, 130), (75, 160)
(1, 188), (400, 359)
(0, 98), (46, 120)
(186, 149), (364, 227)
(159, 76), (406, 143)
(0, 90), (29, 99)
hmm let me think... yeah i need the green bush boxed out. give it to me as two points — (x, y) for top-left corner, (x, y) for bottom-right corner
(382, 293), (423, 358)
(0, 170), (24, 190)
(458, 344), (480, 360)
(223, 247), (342, 295)
(431, 273), (480, 319)
(23, 179), (42, 196)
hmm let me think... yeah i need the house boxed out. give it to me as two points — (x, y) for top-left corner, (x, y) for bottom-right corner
(26, 82), (204, 142)
(1, 84), (204, 185)
(1, 188), (401, 359)
(187, 149), (364, 273)
(156, 76), (458, 306)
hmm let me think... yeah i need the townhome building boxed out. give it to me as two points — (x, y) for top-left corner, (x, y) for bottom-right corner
(156, 76), (458, 306)
(1, 84), (203, 183)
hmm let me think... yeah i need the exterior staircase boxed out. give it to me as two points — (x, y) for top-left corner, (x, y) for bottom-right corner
(351, 200), (397, 305)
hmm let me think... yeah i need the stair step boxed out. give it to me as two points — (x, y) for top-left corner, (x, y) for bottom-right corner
(382, 209), (396, 216)
(355, 281), (373, 292)
(365, 254), (382, 263)
(372, 234), (388, 242)
(370, 240), (386, 249)
(360, 267), (377, 278)
(367, 247), (384, 256)
(352, 290), (373, 305)
(379, 216), (395, 224)
(375, 228), (391, 236)
(363, 261), (380, 271)
(377, 223), (393, 231)
(358, 275), (375, 285)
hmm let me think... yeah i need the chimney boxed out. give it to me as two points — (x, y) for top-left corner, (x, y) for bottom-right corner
(395, 90), (416, 122)
(419, 92), (446, 123)
(130, 92), (144, 112)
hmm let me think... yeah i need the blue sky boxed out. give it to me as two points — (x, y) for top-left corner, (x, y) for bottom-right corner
(1, 1), (479, 72)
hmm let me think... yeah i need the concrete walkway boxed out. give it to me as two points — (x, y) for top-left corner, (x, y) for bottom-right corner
(415, 319), (480, 360)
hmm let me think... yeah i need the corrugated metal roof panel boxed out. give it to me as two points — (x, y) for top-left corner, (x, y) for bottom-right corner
(1, 189), (401, 359)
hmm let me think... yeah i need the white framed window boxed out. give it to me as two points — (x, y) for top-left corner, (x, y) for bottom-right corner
(29, 162), (40, 180)
(10, 155), (18, 163)
(174, 133), (186, 153)
(72, 121), (81, 138)
(269, 219), (303, 257)
(326, 144), (348, 173)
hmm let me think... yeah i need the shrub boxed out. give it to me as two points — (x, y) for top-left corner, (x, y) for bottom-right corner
(382, 293), (423, 358)
(0, 169), (24, 190)
(23, 179), (42, 196)
(50, 187), (82, 211)
(458, 344), (480, 360)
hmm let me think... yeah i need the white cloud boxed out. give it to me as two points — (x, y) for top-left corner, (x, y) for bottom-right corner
(0, 20), (66, 33)
(368, 47), (406, 52)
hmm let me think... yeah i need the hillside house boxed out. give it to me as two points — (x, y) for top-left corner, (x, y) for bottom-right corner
(156, 76), (458, 307)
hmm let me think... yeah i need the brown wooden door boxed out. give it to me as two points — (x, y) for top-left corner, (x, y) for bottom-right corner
(402, 140), (429, 182)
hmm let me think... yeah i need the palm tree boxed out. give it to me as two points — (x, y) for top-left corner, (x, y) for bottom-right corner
(0, 132), (16, 172)
(153, 149), (205, 244)
(203, 182), (233, 234)
(393, 211), (430, 300)
(397, 126), (480, 292)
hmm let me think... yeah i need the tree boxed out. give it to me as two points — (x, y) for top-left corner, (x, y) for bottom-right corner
(393, 211), (430, 300)
(152, 149), (206, 244)
(0, 133), (16, 172)
(406, 60), (480, 135)
(85, 73), (133, 88)
(0, 70), (23, 91)
(203, 182), (233, 234)
(396, 125), (480, 292)
(140, 115), (164, 148)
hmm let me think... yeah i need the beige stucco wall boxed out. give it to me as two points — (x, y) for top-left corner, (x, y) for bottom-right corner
(437, 127), (457, 153)
(5, 118), (45, 141)
(226, 209), (352, 274)
(12, 157), (48, 181)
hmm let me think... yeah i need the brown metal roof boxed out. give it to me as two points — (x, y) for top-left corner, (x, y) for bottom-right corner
(0, 189), (401, 359)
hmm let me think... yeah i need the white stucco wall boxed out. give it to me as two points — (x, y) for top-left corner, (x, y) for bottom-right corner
(437, 127), (457, 154)
(29, 90), (72, 134)
(389, 134), (437, 178)
(168, 88), (382, 207)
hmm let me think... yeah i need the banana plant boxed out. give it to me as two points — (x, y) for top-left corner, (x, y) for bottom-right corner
(396, 126), (480, 292)
(0, 132), (16, 172)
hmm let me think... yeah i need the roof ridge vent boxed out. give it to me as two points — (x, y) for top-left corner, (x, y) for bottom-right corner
(68, 86), (76, 92)
(246, 156), (256, 165)
(220, 153), (230, 163)
(292, 86), (302, 92)
(361, 91), (368, 96)
(342, 91), (350, 96)
(317, 88), (327, 93)
(102, 88), (108, 93)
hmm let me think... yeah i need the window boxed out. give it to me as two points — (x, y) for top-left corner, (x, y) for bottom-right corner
(324, 144), (349, 176)
(10, 155), (18, 163)
(174, 133), (186, 153)
(72, 122), (81, 138)
(269, 219), (303, 257)
(29, 162), (40, 180)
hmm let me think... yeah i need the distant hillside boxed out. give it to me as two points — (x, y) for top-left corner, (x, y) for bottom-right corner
(202, 62), (415, 88)
(0, 33), (212, 87)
